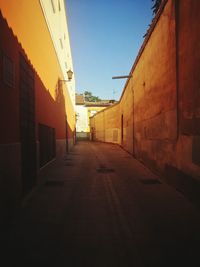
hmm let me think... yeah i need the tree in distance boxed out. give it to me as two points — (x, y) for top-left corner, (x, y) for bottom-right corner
(84, 91), (101, 102)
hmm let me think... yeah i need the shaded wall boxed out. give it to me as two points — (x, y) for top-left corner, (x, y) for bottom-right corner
(90, 0), (200, 197)
(0, 2), (74, 221)
(176, 0), (200, 173)
(0, 0), (75, 148)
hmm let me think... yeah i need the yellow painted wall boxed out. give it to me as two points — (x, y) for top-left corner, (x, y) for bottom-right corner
(104, 104), (120, 144)
(87, 106), (106, 132)
(90, 103), (120, 144)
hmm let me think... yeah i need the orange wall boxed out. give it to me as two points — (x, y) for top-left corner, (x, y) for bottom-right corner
(0, 0), (61, 99)
(90, 103), (120, 144)
(0, 0), (75, 140)
(174, 0), (200, 178)
(0, 13), (20, 143)
(0, 11), (68, 143)
(131, 0), (177, 170)
(178, 0), (200, 135)
(90, 0), (200, 184)
(119, 83), (134, 154)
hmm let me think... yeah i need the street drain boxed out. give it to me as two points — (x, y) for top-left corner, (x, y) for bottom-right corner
(96, 167), (115, 173)
(45, 180), (65, 187)
(140, 178), (161, 185)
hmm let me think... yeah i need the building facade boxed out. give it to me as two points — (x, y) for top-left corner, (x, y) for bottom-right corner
(0, 0), (75, 221)
(90, 0), (200, 203)
(75, 94), (116, 140)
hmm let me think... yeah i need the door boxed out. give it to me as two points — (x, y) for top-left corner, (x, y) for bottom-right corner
(121, 114), (124, 145)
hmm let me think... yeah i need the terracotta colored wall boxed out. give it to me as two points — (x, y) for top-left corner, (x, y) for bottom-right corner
(0, 14), (20, 143)
(0, 1), (75, 220)
(119, 84), (134, 154)
(174, 0), (200, 178)
(0, 9), (68, 143)
(90, 0), (200, 186)
(0, 0), (75, 140)
(0, 11), (67, 178)
(35, 75), (66, 140)
(132, 0), (177, 171)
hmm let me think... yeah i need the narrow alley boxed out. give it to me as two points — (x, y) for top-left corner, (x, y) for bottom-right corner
(3, 142), (200, 267)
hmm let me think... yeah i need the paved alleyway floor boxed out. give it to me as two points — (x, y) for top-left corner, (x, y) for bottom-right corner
(2, 141), (200, 266)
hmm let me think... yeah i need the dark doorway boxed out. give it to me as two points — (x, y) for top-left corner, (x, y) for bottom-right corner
(39, 124), (55, 167)
(19, 54), (36, 196)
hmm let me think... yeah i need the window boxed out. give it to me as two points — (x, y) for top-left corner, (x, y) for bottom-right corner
(3, 53), (15, 88)
(59, 38), (63, 49)
(51, 0), (56, 13)
(58, 0), (61, 11)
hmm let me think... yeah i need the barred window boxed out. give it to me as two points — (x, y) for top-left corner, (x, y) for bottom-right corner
(3, 54), (15, 88)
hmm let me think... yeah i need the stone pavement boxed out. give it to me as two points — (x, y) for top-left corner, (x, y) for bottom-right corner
(2, 141), (200, 266)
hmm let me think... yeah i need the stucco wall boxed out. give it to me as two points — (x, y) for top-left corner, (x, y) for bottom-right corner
(120, 84), (134, 154)
(90, 0), (200, 193)
(172, 0), (200, 181)
(90, 103), (120, 144)
(91, 111), (105, 142)
(0, 1), (75, 220)
(133, 0), (177, 171)
(0, 0), (75, 142)
(104, 104), (120, 144)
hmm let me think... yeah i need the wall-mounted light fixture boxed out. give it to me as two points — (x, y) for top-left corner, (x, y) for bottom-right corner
(59, 69), (73, 83)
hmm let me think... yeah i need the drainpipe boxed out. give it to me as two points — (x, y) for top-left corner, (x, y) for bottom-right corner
(174, 0), (180, 141)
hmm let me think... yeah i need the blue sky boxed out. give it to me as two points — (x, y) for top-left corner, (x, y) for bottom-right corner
(66, 0), (153, 101)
